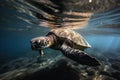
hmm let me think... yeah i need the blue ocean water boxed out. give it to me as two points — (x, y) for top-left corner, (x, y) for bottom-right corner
(0, 0), (120, 79)
(0, 0), (120, 64)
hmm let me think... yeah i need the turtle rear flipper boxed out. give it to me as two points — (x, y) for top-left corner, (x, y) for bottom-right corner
(61, 44), (100, 66)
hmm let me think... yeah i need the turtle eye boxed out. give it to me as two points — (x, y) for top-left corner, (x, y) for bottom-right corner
(36, 40), (40, 44)
(34, 40), (41, 45)
(38, 42), (41, 46)
(34, 41), (39, 44)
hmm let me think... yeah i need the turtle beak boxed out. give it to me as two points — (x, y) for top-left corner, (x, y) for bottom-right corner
(30, 40), (40, 50)
(30, 40), (36, 50)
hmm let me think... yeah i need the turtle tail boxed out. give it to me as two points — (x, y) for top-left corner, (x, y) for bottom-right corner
(61, 44), (101, 66)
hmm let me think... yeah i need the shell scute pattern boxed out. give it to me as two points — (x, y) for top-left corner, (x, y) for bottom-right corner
(50, 28), (91, 48)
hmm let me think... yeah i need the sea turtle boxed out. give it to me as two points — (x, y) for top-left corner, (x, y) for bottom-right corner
(30, 28), (100, 66)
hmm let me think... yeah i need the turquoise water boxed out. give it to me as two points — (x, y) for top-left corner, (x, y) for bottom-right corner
(0, 0), (120, 79)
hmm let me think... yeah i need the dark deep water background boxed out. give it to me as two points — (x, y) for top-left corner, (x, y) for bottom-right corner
(0, 0), (120, 80)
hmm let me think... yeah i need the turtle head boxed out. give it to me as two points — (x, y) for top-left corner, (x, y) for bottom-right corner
(30, 36), (52, 50)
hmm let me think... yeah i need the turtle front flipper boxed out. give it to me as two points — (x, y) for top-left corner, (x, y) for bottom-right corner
(37, 50), (45, 63)
(61, 44), (101, 66)
(38, 49), (44, 57)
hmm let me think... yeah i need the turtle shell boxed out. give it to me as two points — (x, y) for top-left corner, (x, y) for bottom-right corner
(48, 28), (91, 50)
